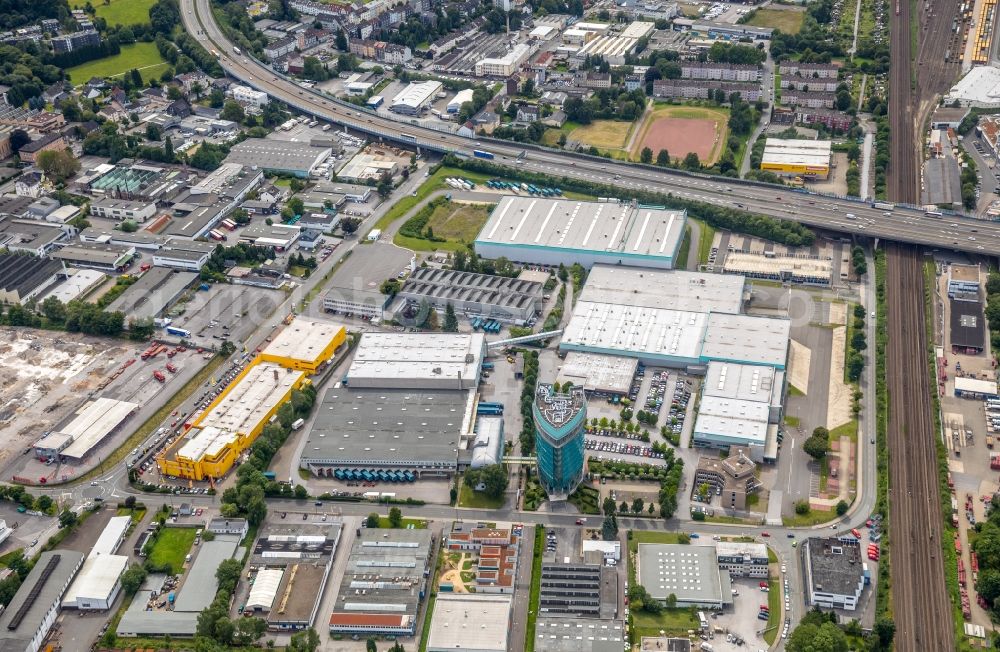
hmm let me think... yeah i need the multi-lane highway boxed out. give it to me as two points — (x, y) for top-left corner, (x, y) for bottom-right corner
(181, 0), (1000, 256)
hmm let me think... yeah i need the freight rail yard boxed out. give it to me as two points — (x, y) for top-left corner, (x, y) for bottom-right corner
(0, 328), (210, 484)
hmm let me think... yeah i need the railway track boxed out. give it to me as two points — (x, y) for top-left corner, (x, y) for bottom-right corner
(885, 244), (954, 651)
(888, 0), (917, 203)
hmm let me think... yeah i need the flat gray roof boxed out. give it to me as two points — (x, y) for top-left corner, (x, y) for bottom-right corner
(347, 332), (485, 388)
(302, 387), (473, 468)
(427, 594), (512, 652)
(173, 535), (240, 612)
(579, 265), (746, 314)
(700, 313), (790, 369)
(636, 543), (724, 604)
(52, 243), (133, 266)
(160, 203), (226, 238)
(562, 301), (708, 364)
(0, 550), (85, 650)
(556, 351), (638, 394)
(475, 197), (685, 264)
(106, 267), (198, 321)
(702, 361), (780, 404)
(225, 138), (331, 174)
(534, 618), (624, 652)
(330, 529), (432, 628)
(117, 590), (199, 637)
(805, 538), (864, 597)
(400, 267), (543, 312)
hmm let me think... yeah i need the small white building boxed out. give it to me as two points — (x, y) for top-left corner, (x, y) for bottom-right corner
(208, 518), (249, 540)
(582, 539), (621, 561)
(231, 85), (270, 108)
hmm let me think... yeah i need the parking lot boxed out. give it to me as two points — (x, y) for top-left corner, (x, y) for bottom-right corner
(170, 283), (286, 348)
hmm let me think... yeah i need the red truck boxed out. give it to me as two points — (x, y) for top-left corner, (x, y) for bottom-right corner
(166, 363), (177, 373)
(153, 370), (166, 382)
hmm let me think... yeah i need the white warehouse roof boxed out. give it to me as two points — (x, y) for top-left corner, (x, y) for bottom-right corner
(761, 138), (832, 168)
(391, 80), (442, 111)
(246, 568), (284, 611)
(91, 516), (131, 557)
(947, 65), (1000, 107)
(448, 88), (475, 111)
(61, 553), (128, 609)
(580, 265), (746, 314)
(45, 397), (138, 460)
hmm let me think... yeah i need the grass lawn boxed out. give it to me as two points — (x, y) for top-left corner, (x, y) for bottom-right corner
(372, 166), (494, 235)
(746, 7), (805, 34)
(67, 42), (168, 85)
(783, 506), (836, 527)
(376, 517), (428, 529)
(70, 0), (156, 25)
(763, 578), (781, 644)
(458, 482), (504, 509)
(566, 119), (634, 150)
(675, 224), (691, 269)
(525, 526), (544, 652)
(627, 531), (687, 556)
(696, 219), (716, 265)
(830, 419), (858, 444)
(147, 527), (197, 574)
(0, 548), (24, 567)
(116, 507), (147, 529)
(788, 384), (805, 397)
(632, 608), (701, 639)
(426, 201), (492, 242)
(784, 415), (801, 428)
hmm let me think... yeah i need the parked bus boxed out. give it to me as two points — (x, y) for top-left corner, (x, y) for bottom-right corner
(166, 326), (191, 338)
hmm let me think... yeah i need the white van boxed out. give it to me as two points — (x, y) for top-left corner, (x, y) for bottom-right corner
(846, 213), (857, 219)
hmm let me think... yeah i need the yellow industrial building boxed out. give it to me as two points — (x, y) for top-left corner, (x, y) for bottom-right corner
(258, 317), (346, 373)
(759, 138), (832, 179)
(157, 316), (345, 481)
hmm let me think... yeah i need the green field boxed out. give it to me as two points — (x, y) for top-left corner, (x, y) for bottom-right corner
(71, 0), (156, 26)
(746, 7), (805, 34)
(147, 527), (197, 574)
(67, 42), (169, 85)
(458, 483), (504, 509)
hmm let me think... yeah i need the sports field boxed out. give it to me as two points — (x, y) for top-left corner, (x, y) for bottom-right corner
(565, 120), (632, 150)
(67, 42), (169, 85)
(633, 105), (728, 166)
(745, 7), (805, 34)
(70, 0), (156, 26)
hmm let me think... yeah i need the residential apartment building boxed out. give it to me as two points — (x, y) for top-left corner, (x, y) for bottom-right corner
(680, 61), (761, 82)
(777, 62), (839, 79)
(779, 73), (838, 93)
(264, 36), (297, 60)
(51, 29), (100, 53)
(780, 90), (836, 109)
(652, 79), (761, 102)
(18, 133), (67, 164)
(232, 85), (270, 108)
(796, 108), (852, 132)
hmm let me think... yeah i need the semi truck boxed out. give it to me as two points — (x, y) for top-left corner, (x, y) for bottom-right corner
(166, 326), (191, 338)
(872, 202), (895, 210)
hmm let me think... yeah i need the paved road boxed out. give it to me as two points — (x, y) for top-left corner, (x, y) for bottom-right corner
(739, 53), (775, 179)
(181, 0), (1000, 256)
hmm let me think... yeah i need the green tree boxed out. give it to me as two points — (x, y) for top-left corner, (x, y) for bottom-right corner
(209, 87), (225, 108)
(640, 146), (653, 164)
(601, 513), (618, 540)
(145, 123), (162, 141)
(35, 494), (54, 512)
(366, 512), (380, 528)
(36, 149), (81, 183)
(58, 509), (78, 528)
(220, 100), (245, 123)
(39, 296), (66, 324)
(683, 152), (701, 170)
(443, 302), (459, 332)
(294, 484), (308, 499)
(388, 506), (402, 528)
(835, 499), (849, 516)
(803, 435), (829, 460)
(786, 621), (848, 652)
(380, 278), (401, 296)
(367, 639), (378, 652)
(632, 497), (644, 513)
(215, 558), (243, 590)
(794, 500), (810, 515)
(121, 565), (148, 594)
(656, 149), (670, 166)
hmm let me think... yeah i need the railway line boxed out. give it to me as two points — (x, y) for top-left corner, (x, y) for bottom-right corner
(885, 244), (954, 651)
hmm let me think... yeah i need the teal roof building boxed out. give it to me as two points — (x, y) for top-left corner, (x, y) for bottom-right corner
(533, 383), (587, 499)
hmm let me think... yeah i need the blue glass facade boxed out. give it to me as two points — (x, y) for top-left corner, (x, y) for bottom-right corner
(533, 385), (587, 498)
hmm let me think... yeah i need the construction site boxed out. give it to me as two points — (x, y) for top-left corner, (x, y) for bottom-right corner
(0, 327), (211, 484)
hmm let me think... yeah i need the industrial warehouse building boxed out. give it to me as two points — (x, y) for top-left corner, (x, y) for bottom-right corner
(106, 268), (199, 325)
(300, 386), (474, 477)
(224, 139), (332, 177)
(158, 361), (307, 480)
(246, 521), (343, 631)
(560, 266), (788, 371)
(329, 529), (433, 636)
(0, 550), (85, 652)
(257, 317), (346, 373)
(62, 516), (130, 611)
(427, 594), (512, 652)
(950, 298), (986, 354)
(51, 243), (134, 272)
(636, 544), (733, 608)
(474, 198), (687, 270)
(693, 362), (785, 457)
(157, 316), (342, 480)
(397, 267), (544, 325)
(760, 138), (832, 178)
(555, 352), (639, 396)
(34, 397), (139, 462)
(0, 253), (65, 304)
(390, 80), (443, 115)
(346, 332), (485, 390)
